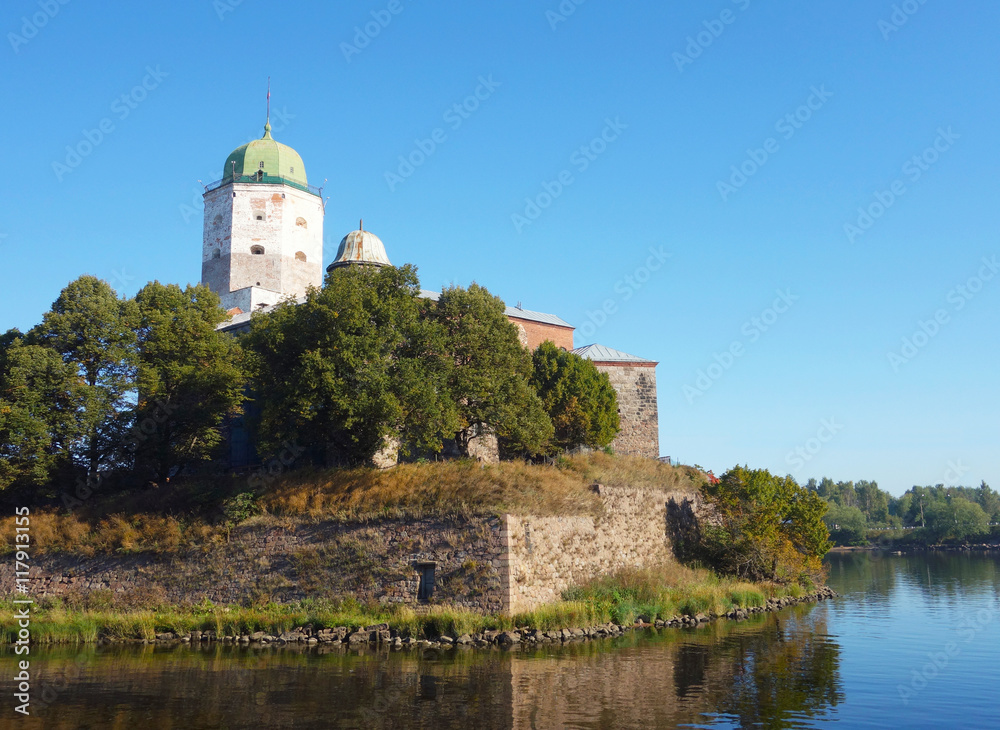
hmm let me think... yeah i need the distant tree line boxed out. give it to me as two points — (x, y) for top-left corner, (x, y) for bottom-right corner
(808, 477), (1000, 545)
(0, 268), (620, 504)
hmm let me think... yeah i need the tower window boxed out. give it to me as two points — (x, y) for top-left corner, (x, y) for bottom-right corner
(295, 251), (307, 262)
(251, 246), (265, 255)
(289, 166), (294, 174)
(212, 249), (221, 260)
(256, 214), (264, 221)
(259, 161), (264, 169)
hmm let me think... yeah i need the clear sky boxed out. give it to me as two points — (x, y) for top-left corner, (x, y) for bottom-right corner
(2, 1), (997, 496)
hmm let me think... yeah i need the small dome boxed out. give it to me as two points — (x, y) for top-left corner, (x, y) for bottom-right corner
(222, 122), (308, 187)
(327, 225), (392, 271)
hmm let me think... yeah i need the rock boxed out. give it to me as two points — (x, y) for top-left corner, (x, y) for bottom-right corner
(497, 631), (520, 646)
(456, 634), (473, 645)
(155, 632), (176, 641)
(348, 631), (371, 644)
(250, 632), (265, 642)
(438, 635), (455, 645)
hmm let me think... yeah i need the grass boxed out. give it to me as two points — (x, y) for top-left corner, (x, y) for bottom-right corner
(0, 562), (817, 645)
(0, 453), (704, 557)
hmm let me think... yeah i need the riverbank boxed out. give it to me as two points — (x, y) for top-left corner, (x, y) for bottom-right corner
(0, 586), (837, 650)
(828, 542), (1000, 552)
(0, 563), (834, 647)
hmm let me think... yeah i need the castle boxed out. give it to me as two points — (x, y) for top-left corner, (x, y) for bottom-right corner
(199, 120), (661, 461)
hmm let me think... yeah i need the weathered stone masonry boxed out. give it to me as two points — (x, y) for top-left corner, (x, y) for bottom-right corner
(1, 488), (704, 614)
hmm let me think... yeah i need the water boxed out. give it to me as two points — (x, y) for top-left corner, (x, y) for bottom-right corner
(4, 552), (998, 729)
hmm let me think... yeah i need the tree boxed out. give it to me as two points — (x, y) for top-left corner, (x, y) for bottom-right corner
(245, 265), (455, 466)
(530, 341), (619, 453)
(823, 504), (867, 546)
(976, 481), (1000, 523)
(131, 282), (247, 481)
(430, 283), (552, 457)
(0, 332), (82, 492)
(28, 276), (138, 479)
(699, 466), (830, 584)
(925, 498), (989, 543)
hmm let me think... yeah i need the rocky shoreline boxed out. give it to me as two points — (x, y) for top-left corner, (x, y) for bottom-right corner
(69, 587), (838, 650)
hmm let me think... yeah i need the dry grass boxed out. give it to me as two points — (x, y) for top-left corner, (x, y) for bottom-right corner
(261, 452), (702, 522)
(0, 454), (705, 556)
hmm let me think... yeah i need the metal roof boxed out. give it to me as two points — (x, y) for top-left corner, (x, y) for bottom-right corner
(222, 122), (308, 187)
(572, 343), (656, 364)
(419, 290), (573, 329)
(328, 228), (392, 270)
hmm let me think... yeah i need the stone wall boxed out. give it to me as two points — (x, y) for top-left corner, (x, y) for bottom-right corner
(0, 516), (508, 614)
(1, 487), (708, 615)
(502, 486), (699, 614)
(594, 362), (659, 459)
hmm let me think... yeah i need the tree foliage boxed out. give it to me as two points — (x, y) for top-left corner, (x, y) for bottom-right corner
(810, 477), (1000, 545)
(28, 276), (138, 479)
(699, 466), (831, 584)
(131, 282), (246, 481)
(0, 332), (82, 492)
(245, 265), (456, 466)
(924, 497), (989, 542)
(530, 341), (619, 453)
(429, 283), (553, 457)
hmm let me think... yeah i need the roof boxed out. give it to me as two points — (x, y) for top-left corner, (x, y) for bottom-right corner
(572, 343), (656, 364)
(217, 294), (308, 333)
(328, 228), (392, 270)
(419, 290), (573, 329)
(222, 122), (308, 187)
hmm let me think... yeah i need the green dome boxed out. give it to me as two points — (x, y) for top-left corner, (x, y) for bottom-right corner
(222, 123), (308, 187)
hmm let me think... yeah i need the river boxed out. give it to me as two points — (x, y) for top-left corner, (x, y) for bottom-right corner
(4, 551), (998, 729)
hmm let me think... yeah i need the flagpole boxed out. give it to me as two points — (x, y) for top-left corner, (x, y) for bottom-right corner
(266, 76), (270, 125)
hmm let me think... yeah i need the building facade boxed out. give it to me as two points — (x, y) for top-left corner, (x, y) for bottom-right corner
(202, 121), (661, 460)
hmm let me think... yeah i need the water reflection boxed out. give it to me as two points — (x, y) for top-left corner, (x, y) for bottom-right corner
(6, 604), (842, 729)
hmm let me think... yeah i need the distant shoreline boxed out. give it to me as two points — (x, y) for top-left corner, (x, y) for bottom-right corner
(828, 543), (1000, 553)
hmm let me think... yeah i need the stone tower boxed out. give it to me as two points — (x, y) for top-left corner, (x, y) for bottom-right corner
(201, 122), (324, 313)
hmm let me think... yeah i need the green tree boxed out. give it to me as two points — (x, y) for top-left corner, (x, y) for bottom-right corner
(245, 265), (454, 466)
(823, 503), (868, 546)
(28, 276), (138, 479)
(131, 282), (247, 481)
(975, 481), (1000, 522)
(0, 332), (82, 492)
(699, 466), (831, 584)
(925, 497), (989, 543)
(530, 341), (619, 453)
(430, 283), (553, 457)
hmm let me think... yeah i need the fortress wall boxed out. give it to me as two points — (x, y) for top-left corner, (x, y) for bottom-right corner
(501, 487), (702, 614)
(1, 488), (708, 615)
(594, 362), (660, 459)
(0, 516), (509, 614)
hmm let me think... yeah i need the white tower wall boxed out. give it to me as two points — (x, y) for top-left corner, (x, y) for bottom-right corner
(202, 182), (324, 312)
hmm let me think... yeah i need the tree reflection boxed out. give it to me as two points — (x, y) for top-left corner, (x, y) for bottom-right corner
(704, 610), (843, 727)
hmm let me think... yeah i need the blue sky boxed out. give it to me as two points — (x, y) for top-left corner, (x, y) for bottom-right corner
(2, 0), (997, 495)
